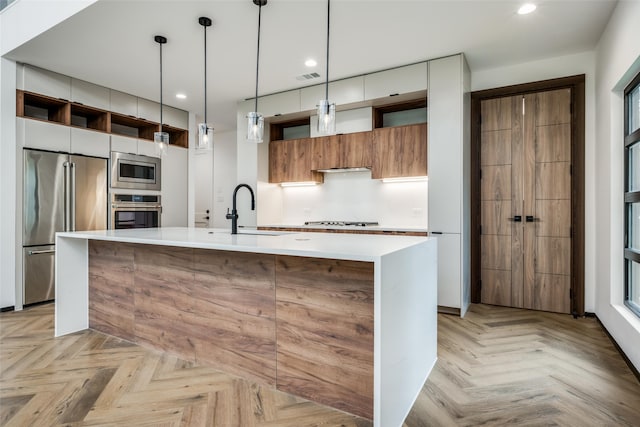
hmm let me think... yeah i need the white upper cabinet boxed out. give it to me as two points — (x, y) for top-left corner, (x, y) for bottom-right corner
(110, 135), (138, 155)
(18, 117), (71, 152)
(163, 105), (189, 129)
(257, 91), (301, 118)
(310, 107), (373, 137)
(110, 90), (138, 117)
(300, 76), (365, 111)
(20, 65), (71, 100)
(70, 128), (110, 158)
(71, 78), (110, 110)
(364, 62), (428, 100)
(137, 139), (160, 158)
(137, 98), (161, 123)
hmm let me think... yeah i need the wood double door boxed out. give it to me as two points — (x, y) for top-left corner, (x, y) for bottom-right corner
(480, 89), (572, 313)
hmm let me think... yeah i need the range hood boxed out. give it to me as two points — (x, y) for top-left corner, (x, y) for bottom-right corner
(316, 167), (371, 173)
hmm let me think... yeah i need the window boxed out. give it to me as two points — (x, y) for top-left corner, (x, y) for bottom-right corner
(624, 72), (640, 316)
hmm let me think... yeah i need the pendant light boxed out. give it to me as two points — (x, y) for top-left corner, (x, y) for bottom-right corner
(247, 0), (267, 143)
(154, 35), (169, 156)
(317, 0), (335, 135)
(197, 17), (214, 150)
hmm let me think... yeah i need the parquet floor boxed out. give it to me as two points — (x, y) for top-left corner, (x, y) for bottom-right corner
(1, 303), (639, 426)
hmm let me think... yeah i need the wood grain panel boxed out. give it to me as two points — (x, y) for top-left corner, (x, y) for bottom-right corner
(480, 269), (512, 306)
(275, 256), (374, 420)
(512, 95), (526, 309)
(340, 131), (373, 169)
(481, 235), (512, 270)
(481, 165), (512, 201)
(481, 201), (512, 236)
(536, 124), (571, 162)
(269, 138), (323, 184)
(536, 237), (571, 276)
(536, 200), (571, 237)
(481, 97), (512, 131)
(88, 241), (135, 341)
(535, 89), (571, 126)
(535, 162), (570, 200)
(481, 130), (511, 166)
(311, 135), (341, 171)
(371, 123), (427, 179)
(530, 274), (571, 313)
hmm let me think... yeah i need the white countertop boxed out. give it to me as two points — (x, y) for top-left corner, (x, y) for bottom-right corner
(57, 227), (431, 262)
(258, 224), (429, 233)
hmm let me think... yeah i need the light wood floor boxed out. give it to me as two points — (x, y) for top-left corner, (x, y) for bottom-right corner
(1, 303), (639, 426)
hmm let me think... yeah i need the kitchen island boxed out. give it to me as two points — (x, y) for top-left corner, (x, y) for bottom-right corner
(55, 227), (437, 427)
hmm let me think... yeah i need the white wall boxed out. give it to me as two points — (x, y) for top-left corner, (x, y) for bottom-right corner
(275, 171), (428, 227)
(212, 130), (238, 228)
(0, 58), (17, 309)
(594, 0), (640, 371)
(472, 51), (597, 313)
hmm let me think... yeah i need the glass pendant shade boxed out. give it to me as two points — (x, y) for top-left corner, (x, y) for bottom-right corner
(198, 123), (213, 150)
(246, 112), (264, 143)
(317, 99), (336, 135)
(154, 131), (169, 156)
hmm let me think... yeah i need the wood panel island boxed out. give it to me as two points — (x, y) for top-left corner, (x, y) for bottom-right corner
(55, 227), (437, 427)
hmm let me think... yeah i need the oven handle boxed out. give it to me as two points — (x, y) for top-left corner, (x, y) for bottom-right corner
(111, 204), (162, 209)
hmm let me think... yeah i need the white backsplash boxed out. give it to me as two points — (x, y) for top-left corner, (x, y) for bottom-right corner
(279, 171), (428, 227)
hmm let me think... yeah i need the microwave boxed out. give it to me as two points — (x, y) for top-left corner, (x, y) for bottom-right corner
(110, 152), (161, 191)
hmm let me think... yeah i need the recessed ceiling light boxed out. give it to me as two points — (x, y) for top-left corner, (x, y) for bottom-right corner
(305, 59), (317, 67)
(176, 93), (187, 99)
(518, 3), (536, 14)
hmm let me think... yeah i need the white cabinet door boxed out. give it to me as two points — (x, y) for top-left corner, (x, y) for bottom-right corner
(162, 145), (188, 226)
(110, 135), (138, 155)
(110, 90), (138, 117)
(428, 55), (462, 234)
(434, 233), (461, 309)
(137, 98), (161, 123)
(21, 65), (71, 100)
(163, 105), (189, 129)
(137, 140), (160, 158)
(364, 62), (428, 100)
(300, 76), (365, 111)
(19, 118), (71, 152)
(71, 79), (109, 110)
(257, 90), (301, 118)
(70, 128), (109, 158)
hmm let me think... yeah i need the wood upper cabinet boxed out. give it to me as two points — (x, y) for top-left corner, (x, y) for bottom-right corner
(269, 138), (323, 183)
(371, 123), (427, 179)
(311, 131), (373, 170)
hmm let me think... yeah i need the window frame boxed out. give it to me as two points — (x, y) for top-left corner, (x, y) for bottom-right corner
(624, 71), (640, 317)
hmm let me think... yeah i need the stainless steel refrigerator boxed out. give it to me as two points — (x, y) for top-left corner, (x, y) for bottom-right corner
(23, 149), (107, 305)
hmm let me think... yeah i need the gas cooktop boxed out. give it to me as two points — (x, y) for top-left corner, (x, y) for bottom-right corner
(304, 221), (379, 227)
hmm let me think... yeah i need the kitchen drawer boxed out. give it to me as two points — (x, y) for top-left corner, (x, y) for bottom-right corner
(71, 78), (110, 110)
(71, 128), (110, 158)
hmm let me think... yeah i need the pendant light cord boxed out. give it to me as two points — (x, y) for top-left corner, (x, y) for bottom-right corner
(159, 40), (163, 132)
(325, 0), (330, 101)
(204, 24), (208, 123)
(254, 2), (262, 113)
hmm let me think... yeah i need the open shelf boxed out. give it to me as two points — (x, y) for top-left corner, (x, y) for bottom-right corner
(18, 91), (69, 125)
(70, 103), (109, 132)
(164, 125), (189, 148)
(110, 113), (159, 141)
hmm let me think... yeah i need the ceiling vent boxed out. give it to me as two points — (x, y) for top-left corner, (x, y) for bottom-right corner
(296, 72), (321, 81)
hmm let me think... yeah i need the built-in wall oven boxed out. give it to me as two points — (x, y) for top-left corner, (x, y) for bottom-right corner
(110, 152), (161, 191)
(110, 194), (162, 229)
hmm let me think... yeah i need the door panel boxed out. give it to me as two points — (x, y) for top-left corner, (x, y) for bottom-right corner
(481, 88), (571, 313)
(23, 245), (55, 305)
(71, 155), (108, 231)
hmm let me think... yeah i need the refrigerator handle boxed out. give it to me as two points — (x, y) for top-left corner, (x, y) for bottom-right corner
(70, 162), (76, 231)
(63, 161), (71, 232)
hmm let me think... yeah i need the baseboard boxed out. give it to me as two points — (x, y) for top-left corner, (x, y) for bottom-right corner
(594, 315), (640, 384)
(437, 306), (461, 316)
(1, 306), (15, 313)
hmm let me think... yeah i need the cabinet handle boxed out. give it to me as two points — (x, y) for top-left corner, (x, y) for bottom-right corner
(526, 216), (539, 222)
(430, 231), (443, 235)
(28, 249), (55, 255)
(508, 216), (522, 222)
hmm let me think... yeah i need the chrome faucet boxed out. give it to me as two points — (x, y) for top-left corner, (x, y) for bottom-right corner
(226, 183), (255, 234)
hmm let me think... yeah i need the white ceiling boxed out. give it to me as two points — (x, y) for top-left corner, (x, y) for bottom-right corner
(5, 0), (616, 132)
